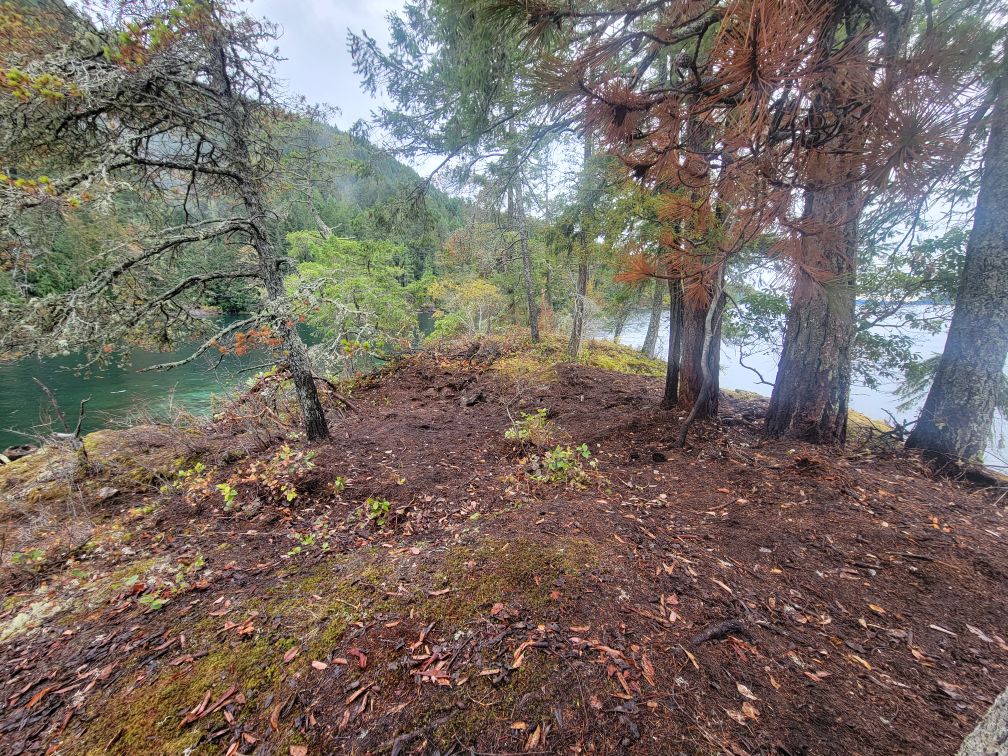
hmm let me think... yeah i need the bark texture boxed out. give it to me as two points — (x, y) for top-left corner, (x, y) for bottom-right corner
(218, 45), (329, 442)
(764, 179), (861, 445)
(765, 50), (870, 446)
(907, 73), (1008, 464)
(679, 276), (724, 418)
(513, 179), (540, 343)
(641, 275), (664, 358)
(568, 261), (589, 359)
(662, 277), (684, 409)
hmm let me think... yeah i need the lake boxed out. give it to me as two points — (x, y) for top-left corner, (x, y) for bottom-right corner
(594, 306), (1007, 470)
(0, 343), (264, 449)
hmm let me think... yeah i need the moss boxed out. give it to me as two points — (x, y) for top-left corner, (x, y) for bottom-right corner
(581, 340), (665, 378)
(77, 633), (288, 754)
(421, 536), (598, 622)
(496, 353), (558, 382)
(410, 655), (558, 750)
(848, 409), (891, 433)
(82, 426), (188, 485)
(73, 552), (398, 753)
(494, 336), (664, 382)
(723, 388), (767, 401)
(0, 446), (75, 517)
(0, 598), (66, 643)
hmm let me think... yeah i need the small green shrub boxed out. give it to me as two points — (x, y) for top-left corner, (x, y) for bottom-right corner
(530, 443), (597, 486)
(215, 482), (238, 510)
(504, 408), (554, 447)
(11, 548), (44, 566)
(364, 497), (392, 527)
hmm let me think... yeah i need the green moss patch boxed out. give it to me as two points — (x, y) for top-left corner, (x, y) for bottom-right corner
(494, 335), (664, 382)
(420, 535), (598, 622)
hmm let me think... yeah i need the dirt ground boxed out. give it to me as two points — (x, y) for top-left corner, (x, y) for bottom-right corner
(0, 341), (1005, 755)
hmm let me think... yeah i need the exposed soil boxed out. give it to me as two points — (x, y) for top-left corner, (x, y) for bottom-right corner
(0, 341), (1006, 755)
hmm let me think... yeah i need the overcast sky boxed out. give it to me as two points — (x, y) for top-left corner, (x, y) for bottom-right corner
(247, 0), (401, 129)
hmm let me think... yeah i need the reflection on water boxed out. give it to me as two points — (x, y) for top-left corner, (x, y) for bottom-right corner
(592, 306), (1007, 469)
(0, 343), (264, 448)
(0, 314), (434, 449)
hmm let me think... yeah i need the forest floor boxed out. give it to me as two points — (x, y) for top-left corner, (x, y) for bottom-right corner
(0, 337), (1006, 756)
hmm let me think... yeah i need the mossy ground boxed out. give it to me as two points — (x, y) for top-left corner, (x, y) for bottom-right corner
(76, 551), (391, 754)
(495, 334), (664, 382)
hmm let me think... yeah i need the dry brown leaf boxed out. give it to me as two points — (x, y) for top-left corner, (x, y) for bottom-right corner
(525, 724), (542, 751)
(736, 682), (758, 700)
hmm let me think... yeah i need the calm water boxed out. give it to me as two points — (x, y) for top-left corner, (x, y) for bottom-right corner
(0, 315), (431, 450)
(594, 306), (1007, 469)
(0, 343), (264, 448)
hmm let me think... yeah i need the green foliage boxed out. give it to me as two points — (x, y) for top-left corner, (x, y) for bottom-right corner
(364, 496), (392, 527)
(529, 443), (596, 486)
(215, 482), (238, 510)
(10, 547), (44, 566)
(289, 233), (418, 368)
(427, 275), (506, 337)
(504, 409), (553, 446)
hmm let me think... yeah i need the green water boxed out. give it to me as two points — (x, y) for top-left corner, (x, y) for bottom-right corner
(0, 343), (266, 449)
(0, 314), (435, 450)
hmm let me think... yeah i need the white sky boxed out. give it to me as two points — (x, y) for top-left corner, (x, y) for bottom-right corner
(247, 0), (401, 129)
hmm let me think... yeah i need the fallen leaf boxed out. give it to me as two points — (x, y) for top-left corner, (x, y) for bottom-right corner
(311, 660), (328, 671)
(683, 646), (700, 671)
(511, 721), (528, 730)
(525, 724), (542, 751)
(289, 746), (307, 756)
(736, 682), (758, 701)
(283, 647), (300, 664)
(742, 702), (760, 720)
(348, 648), (368, 669)
(848, 654), (872, 671)
(967, 625), (993, 643)
(428, 587), (451, 597)
(937, 680), (962, 699)
(26, 685), (55, 709)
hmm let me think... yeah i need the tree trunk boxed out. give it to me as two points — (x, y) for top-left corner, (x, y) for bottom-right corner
(568, 261), (589, 359)
(679, 271), (724, 418)
(907, 69), (1008, 465)
(662, 277), (684, 409)
(219, 96), (326, 443)
(677, 265), (726, 447)
(764, 48), (870, 446)
(613, 311), (628, 344)
(641, 275), (664, 358)
(513, 178), (540, 342)
(764, 178), (862, 445)
(255, 225), (329, 442)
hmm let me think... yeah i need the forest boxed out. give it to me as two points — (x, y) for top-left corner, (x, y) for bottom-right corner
(0, 0), (1006, 754)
